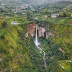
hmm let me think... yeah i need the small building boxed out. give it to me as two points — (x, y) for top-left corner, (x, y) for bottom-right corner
(45, 15), (47, 18)
(11, 22), (20, 25)
(62, 66), (65, 69)
(6, 16), (9, 18)
(71, 14), (72, 17)
(1, 3), (5, 6)
(22, 13), (26, 15)
(51, 14), (59, 18)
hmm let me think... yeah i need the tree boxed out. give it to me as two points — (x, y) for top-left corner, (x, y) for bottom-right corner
(27, 12), (30, 20)
(28, 6), (30, 10)
(1, 21), (7, 27)
(63, 12), (66, 17)
(0, 8), (4, 13)
(48, 12), (51, 17)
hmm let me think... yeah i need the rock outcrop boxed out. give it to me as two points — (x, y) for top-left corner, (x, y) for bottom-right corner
(38, 27), (46, 37)
(26, 23), (56, 39)
(46, 32), (54, 39)
(26, 23), (46, 37)
(26, 22), (36, 37)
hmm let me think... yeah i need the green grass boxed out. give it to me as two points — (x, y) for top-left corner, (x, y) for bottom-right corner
(48, 18), (56, 23)
(44, 17), (72, 25)
(0, 27), (5, 36)
(58, 60), (71, 72)
(54, 18), (61, 23)
(63, 18), (72, 25)
(4, 17), (33, 25)
(58, 19), (66, 24)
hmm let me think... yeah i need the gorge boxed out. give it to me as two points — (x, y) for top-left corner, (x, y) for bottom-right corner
(0, 21), (72, 72)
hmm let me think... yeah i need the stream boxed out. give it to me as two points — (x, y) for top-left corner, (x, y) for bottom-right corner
(34, 24), (47, 67)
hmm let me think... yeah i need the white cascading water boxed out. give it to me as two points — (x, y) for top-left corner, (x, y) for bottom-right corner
(34, 24), (47, 67)
(34, 24), (40, 46)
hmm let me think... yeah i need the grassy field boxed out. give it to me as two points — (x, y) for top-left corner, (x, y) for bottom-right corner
(45, 17), (72, 25)
(58, 60), (71, 72)
(4, 17), (33, 25)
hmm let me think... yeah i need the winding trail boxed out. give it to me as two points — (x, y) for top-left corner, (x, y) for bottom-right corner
(36, 46), (47, 67)
(35, 24), (47, 67)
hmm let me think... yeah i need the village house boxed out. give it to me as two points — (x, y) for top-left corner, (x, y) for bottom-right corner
(18, 4), (29, 10)
(71, 14), (72, 17)
(51, 14), (59, 18)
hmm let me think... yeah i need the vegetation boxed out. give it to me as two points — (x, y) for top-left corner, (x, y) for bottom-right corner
(1, 21), (7, 27)
(0, 0), (72, 72)
(0, 24), (44, 72)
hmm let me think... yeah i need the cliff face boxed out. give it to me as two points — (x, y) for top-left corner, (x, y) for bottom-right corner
(38, 27), (46, 37)
(26, 23), (46, 37)
(46, 32), (54, 39)
(26, 22), (71, 39)
(26, 22), (36, 37)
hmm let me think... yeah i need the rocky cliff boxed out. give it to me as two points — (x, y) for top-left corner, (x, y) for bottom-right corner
(26, 22), (36, 37)
(26, 22), (61, 39)
(26, 23), (46, 37)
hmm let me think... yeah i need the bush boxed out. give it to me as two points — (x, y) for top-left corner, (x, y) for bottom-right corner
(1, 21), (7, 27)
(63, 12), (66, 17)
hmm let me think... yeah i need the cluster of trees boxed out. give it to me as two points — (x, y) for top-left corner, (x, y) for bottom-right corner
(38, 20), (71, 69)
(1, 21), (7, 27)
(39, 35), (71, 72)
(27, 12), (33, 21)
(48, 23), (72, 59)
(39, 37), (62, 72)
(58, 12), (71, 17)
(0, 8), (6, 13)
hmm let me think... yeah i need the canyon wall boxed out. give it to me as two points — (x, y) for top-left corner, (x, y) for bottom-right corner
(26, 23), (46, 37)
(25, 23), (61, 39)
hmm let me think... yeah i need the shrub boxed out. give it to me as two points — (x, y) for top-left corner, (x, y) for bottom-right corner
(1, 21), (7, 27)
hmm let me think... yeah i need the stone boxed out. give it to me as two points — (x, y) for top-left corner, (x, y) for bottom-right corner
(0, 58), (2, 61)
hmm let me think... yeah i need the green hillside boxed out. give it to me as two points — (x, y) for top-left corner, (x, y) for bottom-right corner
(0, 18), (72, 72)
(0, 23), (45, 72)
(38, 20), (72, 72)
(0, 1), (72, 72)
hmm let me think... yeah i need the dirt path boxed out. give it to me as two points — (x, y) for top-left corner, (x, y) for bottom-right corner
(36, 46), (47, 67)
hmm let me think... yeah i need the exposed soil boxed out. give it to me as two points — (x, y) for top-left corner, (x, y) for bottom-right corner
(69, 20), (72, 24)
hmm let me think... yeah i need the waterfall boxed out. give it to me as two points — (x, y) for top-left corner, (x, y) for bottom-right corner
(36, 24), (38, 45)
(34, 24), (40, 46)
(34, 24), (47, 67)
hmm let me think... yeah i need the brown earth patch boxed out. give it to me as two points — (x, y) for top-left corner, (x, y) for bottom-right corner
(0, 18), (3, 20)
(69, 20), (72, 24)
